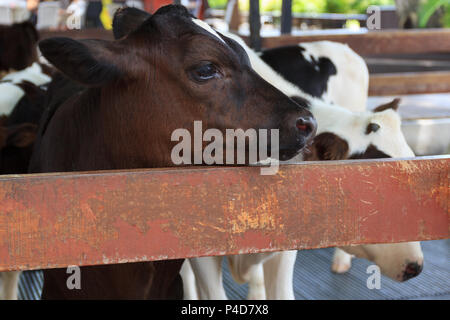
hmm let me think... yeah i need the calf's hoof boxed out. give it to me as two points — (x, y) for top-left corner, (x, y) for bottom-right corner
(331, 251), (353, 274)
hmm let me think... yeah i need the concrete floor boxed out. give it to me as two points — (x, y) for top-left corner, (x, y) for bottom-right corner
(17, 239), (449, 300)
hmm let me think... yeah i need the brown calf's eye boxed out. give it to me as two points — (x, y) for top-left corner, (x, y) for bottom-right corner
(188, 63), (221, 83)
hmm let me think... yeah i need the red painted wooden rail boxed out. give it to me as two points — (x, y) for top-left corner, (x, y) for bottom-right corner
(0, 156), (448, 272)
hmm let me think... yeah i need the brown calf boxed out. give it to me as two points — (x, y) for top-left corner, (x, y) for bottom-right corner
(29, 5), (316, 299)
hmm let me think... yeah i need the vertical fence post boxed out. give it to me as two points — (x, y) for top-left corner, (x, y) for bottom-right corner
(281, 0), (292, 34)
(249, 0), (261, 51)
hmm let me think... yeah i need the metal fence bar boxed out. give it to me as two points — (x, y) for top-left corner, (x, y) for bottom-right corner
(280, 0), (292, 34)
(0, 156), (448, 272)
(249, 0), (261, 51)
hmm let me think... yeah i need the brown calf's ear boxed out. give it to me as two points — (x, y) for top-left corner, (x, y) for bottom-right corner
(374, 98), (401, 113)
(113, 7), (151, 40)
(6, 123), (37, 148)
(39, 38), (123, 87)
(304, 132), (349, 161)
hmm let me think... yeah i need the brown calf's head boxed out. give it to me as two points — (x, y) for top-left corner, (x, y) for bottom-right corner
(38, 5), (315, 168)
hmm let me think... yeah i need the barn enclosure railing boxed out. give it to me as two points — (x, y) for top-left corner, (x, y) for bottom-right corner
(0, 156), (448, 272)
(240, 28), (450, 55)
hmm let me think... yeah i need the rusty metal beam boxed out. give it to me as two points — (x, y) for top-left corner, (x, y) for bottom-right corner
(0, 156), (448, 272)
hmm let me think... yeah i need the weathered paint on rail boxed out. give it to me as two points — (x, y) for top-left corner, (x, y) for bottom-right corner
(0, 156), (448, 272)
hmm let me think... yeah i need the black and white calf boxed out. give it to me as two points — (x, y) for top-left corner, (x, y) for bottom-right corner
(260, 41), (368, 112)
(181, 32), (422, 300)
(0, 62), (51, 117)
(182, 97), (422, 299)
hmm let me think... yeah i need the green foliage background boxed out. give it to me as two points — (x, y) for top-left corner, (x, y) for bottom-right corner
(208, 0), (395, 13)
(417, 0), (450, 27)
(208, 0), (449, 27)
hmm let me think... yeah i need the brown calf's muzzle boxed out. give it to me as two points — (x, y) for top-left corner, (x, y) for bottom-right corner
(277, 105), (317, 161)
(273, 95), (316, 160)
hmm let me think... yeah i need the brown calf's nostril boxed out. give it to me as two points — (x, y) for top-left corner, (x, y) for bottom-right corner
(296, 117), (317, 140)
(296, 118), (309, 131)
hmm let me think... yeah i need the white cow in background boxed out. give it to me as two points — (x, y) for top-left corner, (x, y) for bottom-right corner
(259, 40), (368, 113)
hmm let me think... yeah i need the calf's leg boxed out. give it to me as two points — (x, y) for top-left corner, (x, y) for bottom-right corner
(0, 271), (21, 300)
(189, 256), (227, 300)
(246, 263), (266, 300)
(227, 252), (277, 284)
(331, 248), (353, 273)
(263, 251), (296, 300)
(179, 260), (199, 300)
